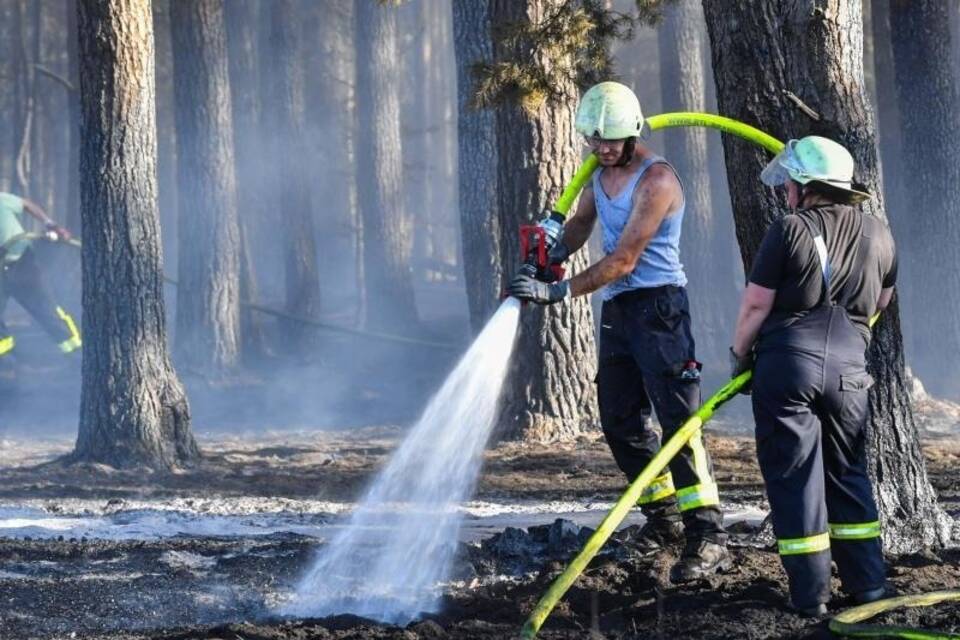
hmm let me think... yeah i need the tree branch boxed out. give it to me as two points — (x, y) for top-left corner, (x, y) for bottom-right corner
(35, 64), (77, 92)
(783, 90), (821, 121)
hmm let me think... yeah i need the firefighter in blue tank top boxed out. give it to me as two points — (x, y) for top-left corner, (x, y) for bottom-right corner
(508, 81), (730, 582)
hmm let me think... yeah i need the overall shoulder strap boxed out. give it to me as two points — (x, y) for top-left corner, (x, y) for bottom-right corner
(797, 213), (832, 306)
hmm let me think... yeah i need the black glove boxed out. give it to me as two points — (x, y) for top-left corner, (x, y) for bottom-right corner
(729, 346), (755, 394)
(44, 221), (72, 241)
(548, 241), (571, 265)
(507, 274), (569, 305)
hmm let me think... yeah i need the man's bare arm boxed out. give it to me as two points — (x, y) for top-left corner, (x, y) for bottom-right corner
(558, 186), (597, 254)
(21, 199), (55, 226)
(568, 165), (678, 297)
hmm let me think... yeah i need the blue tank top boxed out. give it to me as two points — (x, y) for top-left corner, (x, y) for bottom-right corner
(592, 155), (687, 301)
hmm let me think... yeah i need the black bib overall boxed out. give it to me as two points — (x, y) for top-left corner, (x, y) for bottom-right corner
(751, 212), (885, 609)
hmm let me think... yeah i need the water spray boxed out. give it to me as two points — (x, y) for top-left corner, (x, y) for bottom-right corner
(282, 297), (522, 624)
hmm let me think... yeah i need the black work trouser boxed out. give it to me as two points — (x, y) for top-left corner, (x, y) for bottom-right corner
(752, 306), (885, 608)
(597, 285), (725, 543)
(0, 248), (74, 350)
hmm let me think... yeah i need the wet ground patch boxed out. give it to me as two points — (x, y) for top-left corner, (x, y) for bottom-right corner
(1, 432), (958, 639)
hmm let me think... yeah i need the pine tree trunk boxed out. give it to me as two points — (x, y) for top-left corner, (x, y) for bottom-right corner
(66, 0), (81, 236)
(73, 0), (197, 470)
(30, 2), (52, 215)
(489, 0), (599, 442)
(702, 0), (952, 553)
(261, 0), (321, 349)
(657, 0), (732, 368)
(224, 0), (267, 363)
(170, 0), (241, 374)
(0, 0), (20, 193)
(303, 1), (356, 309)
(152, 0), (178, 272)
(870, 0), (906, 250)
(452, 0), (503, 334)
(403, 0), (433, 284)
(888, 0), (960, 401)
(14, 0), (38, 197)
(354, 0), (419, 332)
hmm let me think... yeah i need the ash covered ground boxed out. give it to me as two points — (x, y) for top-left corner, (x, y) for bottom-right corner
(0, 428), (959, 640)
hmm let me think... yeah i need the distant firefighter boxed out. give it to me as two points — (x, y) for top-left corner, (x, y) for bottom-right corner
(0, 192), (81, 366)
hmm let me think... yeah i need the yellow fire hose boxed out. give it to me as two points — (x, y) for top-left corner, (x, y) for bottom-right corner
(520, 370), (752, 638)
(519, 114), (903, 639)
(645, 112), (785, 154)
(550, 113), (783, 220)
(1, 232), (459, 350)
(830, 590), (960, 639)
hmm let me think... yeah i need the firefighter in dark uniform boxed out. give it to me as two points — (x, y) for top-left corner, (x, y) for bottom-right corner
(508, 81), (729, 582)
(730, 136), (895, 615)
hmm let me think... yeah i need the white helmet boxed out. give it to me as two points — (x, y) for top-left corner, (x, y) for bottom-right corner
(761, 136), (871, 203)
(575, 82), (644, 140)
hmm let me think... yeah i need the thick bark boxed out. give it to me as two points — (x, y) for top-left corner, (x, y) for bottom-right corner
(702, 0), (951, 552)
(888, 0), (960, 401)
(261, 0), (322, 348)
(224, 0), (267, 363)
(170, 0), (241, 373)
(452, 0), (503, 334)
(354, 0), (419, 332)
(657, 0), (733, 367)
(489, 0), (600, 442)
(74, 0), (197, 470)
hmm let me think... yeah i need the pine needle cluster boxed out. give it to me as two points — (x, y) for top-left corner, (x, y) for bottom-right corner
(472, 0), (677, 113)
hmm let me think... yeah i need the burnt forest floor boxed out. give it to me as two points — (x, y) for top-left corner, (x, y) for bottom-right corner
(0, 429), (959, 639)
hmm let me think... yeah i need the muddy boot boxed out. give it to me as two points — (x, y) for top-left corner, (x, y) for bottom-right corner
(632, 517), (684, 553)
(632, 502), (684, 553)
(852, 584), (894, 604)
(788, 601), (828, 617)
(668, 539), (733, 583)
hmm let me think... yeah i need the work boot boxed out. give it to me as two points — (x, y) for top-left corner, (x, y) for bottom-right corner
(789, 601), (828, 618)
(852, 584), (893, 604)
(631, 517), (684, 553)
(668, 539), (733, 583)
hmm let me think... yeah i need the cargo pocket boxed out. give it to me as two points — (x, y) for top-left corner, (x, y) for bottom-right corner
(839, 372), (874, 392)
(839, 371), (873, 431)
(653, 289), (682, 332)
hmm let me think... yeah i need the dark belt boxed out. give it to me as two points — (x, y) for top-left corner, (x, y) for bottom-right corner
(609, 284), (680, 303)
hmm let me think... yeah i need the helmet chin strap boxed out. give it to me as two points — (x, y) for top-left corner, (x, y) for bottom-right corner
(615, 137), (637, 166)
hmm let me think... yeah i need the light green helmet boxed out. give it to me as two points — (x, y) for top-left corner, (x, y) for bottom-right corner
(575, 81), (644, 140)
(761, 135), (871, 202)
